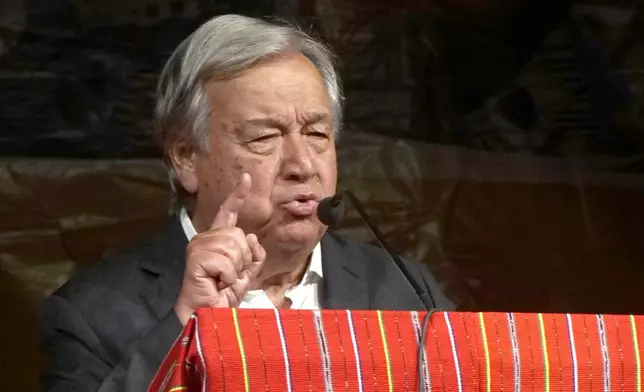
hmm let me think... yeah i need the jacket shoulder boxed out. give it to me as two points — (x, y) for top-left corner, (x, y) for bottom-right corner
(41, 218), (186, 357)
(51, 222), (175, 306)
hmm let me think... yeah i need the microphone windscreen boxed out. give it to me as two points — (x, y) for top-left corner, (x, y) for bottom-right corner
(317, 194), (345, 226)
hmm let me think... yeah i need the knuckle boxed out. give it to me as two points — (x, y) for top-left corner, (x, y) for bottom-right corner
(225, 237), (238, 251)
(227, 256), (242, 272)
(185, 248), (201, 266)
(181, 268), (200, 286)
(232, 227), (245, 237)
(185, 239), (200, 252)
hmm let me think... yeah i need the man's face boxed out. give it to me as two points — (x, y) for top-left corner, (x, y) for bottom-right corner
(186, 53), (337, 253)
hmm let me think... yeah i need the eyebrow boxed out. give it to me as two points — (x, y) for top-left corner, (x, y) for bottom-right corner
(244, 111), (331, 129)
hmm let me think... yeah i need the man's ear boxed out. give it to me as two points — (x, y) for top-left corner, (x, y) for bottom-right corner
(167, 138), (199, 194)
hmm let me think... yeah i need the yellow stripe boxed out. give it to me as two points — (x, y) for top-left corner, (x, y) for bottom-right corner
(377, 310), (394, 392)
(168, 387), (186, 392)
(538, 314), (550, 392)
(232, 308), (250, 392)
(631, 315), (641, 392)
(479, 312), (491, 392)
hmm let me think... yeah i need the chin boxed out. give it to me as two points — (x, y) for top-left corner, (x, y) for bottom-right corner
(274, 219), (324, 248)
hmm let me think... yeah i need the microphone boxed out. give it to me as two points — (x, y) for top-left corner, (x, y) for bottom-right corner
(317, 190), (437, 310)
(316, 193), (345, 227)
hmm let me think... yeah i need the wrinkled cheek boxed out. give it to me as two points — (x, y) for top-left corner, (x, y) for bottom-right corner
(237, 194), (275, 231)
(321, 159), (338, 194)
(326, 173), (337, 194)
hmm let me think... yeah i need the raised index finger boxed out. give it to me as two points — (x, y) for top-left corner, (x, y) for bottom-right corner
(210, 173), (251, 229)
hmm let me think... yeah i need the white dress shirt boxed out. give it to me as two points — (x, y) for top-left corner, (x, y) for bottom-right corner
(179, 208), (322, 309)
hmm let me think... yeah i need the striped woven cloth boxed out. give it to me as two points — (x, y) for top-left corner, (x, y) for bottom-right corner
(149, 309), (644, 391)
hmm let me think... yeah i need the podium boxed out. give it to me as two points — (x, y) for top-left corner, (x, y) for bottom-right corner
(149, 309), (643, 391)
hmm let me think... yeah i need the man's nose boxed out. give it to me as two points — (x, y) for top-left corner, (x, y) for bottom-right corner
(280, 134), (316, 182)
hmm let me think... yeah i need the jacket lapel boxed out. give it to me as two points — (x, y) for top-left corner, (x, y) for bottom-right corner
(319, 232), (369, 310)
(139, 216), (187, 320)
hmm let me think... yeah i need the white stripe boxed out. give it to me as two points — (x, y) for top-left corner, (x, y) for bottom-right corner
(507, 313), (521, 392)
(597, 315), (611, 392)
(411, 311), (431, 391)
(314, 310), (333, 392)
(566, 314), (579, 392)
(193, 314), (207, 392)
(346, 310), (364, 392)
(157, 361), (180, 392)
(444, 313), (463, 392)
(274, 309), (292, 392)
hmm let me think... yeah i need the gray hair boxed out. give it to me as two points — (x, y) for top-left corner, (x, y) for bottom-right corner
(153, 14), (344, 210)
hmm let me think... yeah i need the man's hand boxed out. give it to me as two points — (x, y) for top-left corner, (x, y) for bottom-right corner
(174, 173), (266, 326)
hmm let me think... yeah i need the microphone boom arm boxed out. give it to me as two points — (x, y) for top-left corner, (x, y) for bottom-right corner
(342, 190), (437, 310)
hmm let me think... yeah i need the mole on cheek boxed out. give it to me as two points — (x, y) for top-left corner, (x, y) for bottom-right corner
(210, 161), (224, 188)
(232, 157), (244, 172)
(244, 156), (262, 166)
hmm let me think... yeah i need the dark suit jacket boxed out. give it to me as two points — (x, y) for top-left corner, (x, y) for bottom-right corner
(40, 217), (453, 391)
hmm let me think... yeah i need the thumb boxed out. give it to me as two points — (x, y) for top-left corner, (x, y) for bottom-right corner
(229, 274), (253, 304)
(226, 234), (265, 301)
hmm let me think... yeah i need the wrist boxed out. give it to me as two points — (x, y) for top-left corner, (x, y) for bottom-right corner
(173, 303), (193, 327)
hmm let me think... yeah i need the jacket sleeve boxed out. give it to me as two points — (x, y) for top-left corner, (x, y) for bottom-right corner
(40, 294), (183, 392)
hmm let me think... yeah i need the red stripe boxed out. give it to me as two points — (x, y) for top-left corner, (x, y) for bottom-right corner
(148, 310), (644, 392)
(544, 314), (574, 391)
(423, 310), (445, 390)
(186, 339), (203, 392)
(400, 312), (428, 391)
(514, 313), (545, 391)
(297, 311), (327, 389)
(482, 313), (512, 391)
(569, 314), (601, 391)
(464, 312), (486, 390)
(378, 311), (413, 390)
(203, 308), (244, 391)
(320, 310), (360, 391)
(603, 315), (629, 390)
(236, 310), (288, 391)
(448, 312), (479, 391)
(278, 310), (325, 391)
(349, 310), (386, 390)
(148, 316), (197, 391)
(426, 311), (459, 391)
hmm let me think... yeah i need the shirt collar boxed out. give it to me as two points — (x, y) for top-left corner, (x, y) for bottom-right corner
(307, 239), (323, 281)
(179, 207), (198, 241)
(179, 207), (323, 281)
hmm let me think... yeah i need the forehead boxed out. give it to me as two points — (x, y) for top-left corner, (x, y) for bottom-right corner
(205, 54), (332, 120)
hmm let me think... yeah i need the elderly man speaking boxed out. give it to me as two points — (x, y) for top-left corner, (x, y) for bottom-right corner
(40, 14), (453, 391)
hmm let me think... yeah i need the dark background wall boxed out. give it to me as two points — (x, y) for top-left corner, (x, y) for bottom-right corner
(1, 0), (643, 389)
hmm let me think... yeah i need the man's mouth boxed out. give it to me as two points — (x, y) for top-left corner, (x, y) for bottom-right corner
(282, 195), (319, 217)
